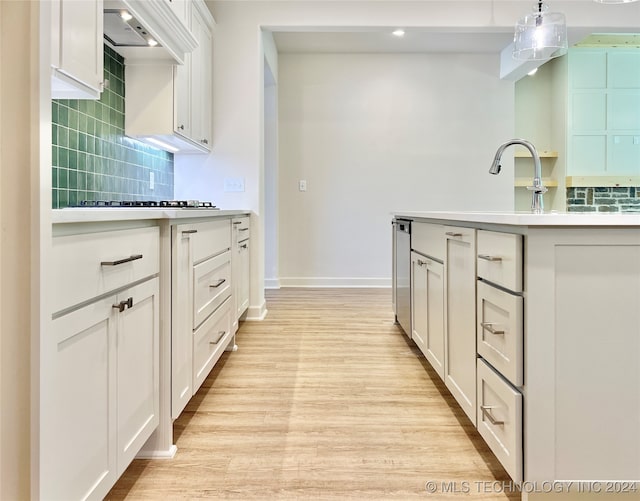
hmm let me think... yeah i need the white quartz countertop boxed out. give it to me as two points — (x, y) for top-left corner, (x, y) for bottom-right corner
(52, 208), (251, 224)
(392, 211), (640, 227)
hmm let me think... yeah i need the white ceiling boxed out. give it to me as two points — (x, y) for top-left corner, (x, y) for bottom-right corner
(273, 29), (515, 54)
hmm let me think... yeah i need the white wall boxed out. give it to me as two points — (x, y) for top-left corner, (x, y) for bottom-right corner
(174, 1), (640, 301)
(278, 52), (514, 286)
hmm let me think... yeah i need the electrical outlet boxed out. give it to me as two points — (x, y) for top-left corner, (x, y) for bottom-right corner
(299, 180), (307, 191)
(149, 171), (154, 190)
(224, 177), (245, 192)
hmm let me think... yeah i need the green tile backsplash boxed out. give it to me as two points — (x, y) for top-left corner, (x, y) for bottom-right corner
(52, 45), (173, 208)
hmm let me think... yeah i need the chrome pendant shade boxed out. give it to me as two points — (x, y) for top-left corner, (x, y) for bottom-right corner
(513, 2), (568, 61)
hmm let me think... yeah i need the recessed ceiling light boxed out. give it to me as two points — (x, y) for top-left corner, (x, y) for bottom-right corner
(120, 11), (133, 21)
(528, 68), (539, 76)
(392, 29), (405, 37)
(148, 38), (158, 47)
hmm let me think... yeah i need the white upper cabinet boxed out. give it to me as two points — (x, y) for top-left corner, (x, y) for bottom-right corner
(51, 0), (104, 99)
(125, 0), (215, 153)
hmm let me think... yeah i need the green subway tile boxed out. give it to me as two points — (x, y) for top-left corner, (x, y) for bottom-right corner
(52, 167), (58, 186)
(68, 100), (78, 111)
(58, 168), (68, 188)
(51, 188), (58, 209)
(86, 100), (94, 116)
(68, 109), (78, 129)
(78, 113), (87, 133)
(86, 135), (95, 154)
(52, 124), (58, 144)
(52, 145), (58, 166)
(86, 174), (94, 191)
(79, 133), (86, 151)
(69, 169), (77, 189)
(94, 103), (102, 120)
(69, 150), (77, 170)
(69, 130), (78, 150)
(58, 105), (68, 125)
(68, 190), (78, 207)
(58, 189), (68, 207)
(59, 148), (69, 168)
(95, 139), (102, 156)
(78, 172), (86, 190)
(58, 127), (68, 148)
(52, 102), (59, 123)
(77, 152), (87, 171)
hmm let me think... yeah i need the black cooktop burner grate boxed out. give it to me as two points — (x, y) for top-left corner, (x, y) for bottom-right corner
(76, 200), (218, 209)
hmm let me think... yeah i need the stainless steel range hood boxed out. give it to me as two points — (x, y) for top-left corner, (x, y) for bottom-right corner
(103, 0), (197, 65)
(104, 9), (161, 48)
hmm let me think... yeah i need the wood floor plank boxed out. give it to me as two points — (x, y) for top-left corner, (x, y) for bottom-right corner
(107, 288), (519, 500)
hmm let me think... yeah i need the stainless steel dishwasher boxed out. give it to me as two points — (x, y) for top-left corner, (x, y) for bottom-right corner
(393, 219), (411, 337)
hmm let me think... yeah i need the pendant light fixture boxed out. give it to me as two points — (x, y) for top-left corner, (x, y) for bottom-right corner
(513, 1), (568, 61)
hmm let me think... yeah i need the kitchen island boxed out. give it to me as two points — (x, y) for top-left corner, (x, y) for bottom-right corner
(393, 211), (640, 501)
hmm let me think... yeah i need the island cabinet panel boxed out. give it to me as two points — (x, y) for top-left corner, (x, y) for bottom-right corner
(526, 229), (640, 482)
(444, 226), (477, 425)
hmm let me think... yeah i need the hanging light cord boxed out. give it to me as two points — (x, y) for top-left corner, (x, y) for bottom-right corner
(536, 1), (544, 27)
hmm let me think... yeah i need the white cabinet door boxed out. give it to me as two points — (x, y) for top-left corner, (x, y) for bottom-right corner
(46, 297), (117, 501)
(190, 2), (213, 149)
(425, 260), (445, 379)
(411, 252), (428, 355)
(444, 226), (477, 425)
(412, 253), (445, 380)
(172, 226), (195, 419)
(174, 54), (192, 139)
(51, 0), (103, 99)
(116, 278), (160, 475)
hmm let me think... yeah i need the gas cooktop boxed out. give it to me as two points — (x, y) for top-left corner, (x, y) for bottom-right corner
(74, 200), (219, 209)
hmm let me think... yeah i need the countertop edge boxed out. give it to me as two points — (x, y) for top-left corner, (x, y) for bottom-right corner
(51, 208), (252, 224)
(392, 211), (640, 227)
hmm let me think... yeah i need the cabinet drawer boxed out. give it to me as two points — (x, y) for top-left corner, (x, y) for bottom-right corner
(477, 358), (523, 483)
(52, 226), (159, 314)
(477, 281), (523, 387)
(412, 222), (444, 261)
(193, 251), (231, 329)
(193, 297), (232, 392)
(444, 225), (475, 245)
(477, 230), (523, 292)
(232, 216), (250, 243)
(188, 219), (231, 264)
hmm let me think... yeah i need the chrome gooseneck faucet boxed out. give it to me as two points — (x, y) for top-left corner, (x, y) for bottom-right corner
(490, 138), (548, 213)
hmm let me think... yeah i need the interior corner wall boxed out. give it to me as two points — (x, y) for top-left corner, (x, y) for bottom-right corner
(278, 53), (514, 287)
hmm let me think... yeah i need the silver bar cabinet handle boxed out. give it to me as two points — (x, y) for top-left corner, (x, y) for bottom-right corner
(445, 232), (462, 237)
(481, 322), (505, 335)
(478, 254), (502, 262)
(101, 254), (143, 266)
(182, 229), (198, 235)
(233, 221), (243, 225)
(481, 405), (504, 426)
(209, 279), (226, 288)
(210, 331), (226, 345)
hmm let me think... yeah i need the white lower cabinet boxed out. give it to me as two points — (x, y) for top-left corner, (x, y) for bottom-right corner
(45, 225), (160, 499)
(444, 226), (477, 425)
(171, 219), (232, 419)
(232, 216), (250, 333)
(477, 358), (523, 483)
(47, 277), (159, 499)
(411, 251), (445, 379)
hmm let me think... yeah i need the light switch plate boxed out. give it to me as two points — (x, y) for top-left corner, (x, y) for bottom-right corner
(224, 177), (245, 192)
(299, 180), (307, 191)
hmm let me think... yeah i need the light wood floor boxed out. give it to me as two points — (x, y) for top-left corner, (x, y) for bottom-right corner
(107, 289), (518, 500)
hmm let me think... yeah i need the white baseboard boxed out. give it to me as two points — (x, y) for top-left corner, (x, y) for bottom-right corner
(264, 278), (281, 289)
(245, 300), (267, 321)
(278, 277), (392, 288)
(136, 444), (177, 460)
